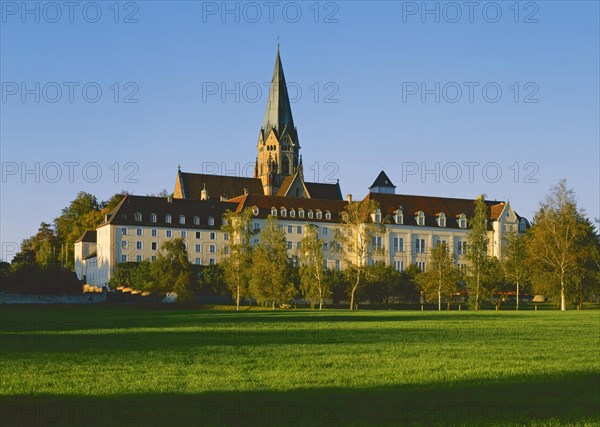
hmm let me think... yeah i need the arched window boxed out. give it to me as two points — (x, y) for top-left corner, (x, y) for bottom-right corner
(394, 209), (403, 225)
(308, 210), (314, 219)
(252, 206), (259, 216)
(271, 207), (278, 216)
(325, 211), (331, 220)
(298, 209), (305, 218)
(415, 211), (425, 226)
(282, 156), (290, 175)
(165, 214), (172, 224)
(316, 210), (322, 220)
(437, 212), (446, 227)
(289, 209), (295, 218)
(458, 214), (467, 229)
(373, 209), (381, 223)
(280, 207), (287, 217)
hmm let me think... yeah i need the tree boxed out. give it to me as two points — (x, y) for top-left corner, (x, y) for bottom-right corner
(151, 238), (195, 303)
(364, 262), (402, 306)
(417, 242), (460, 310)
(334, 199), (384, 310)
(249, 216), (296, 309)
(299, 224), (328, 309)
(466, 195), (491, 310)
(502, 232), (529, 310)
(221, 208), (255, 310)
(526, 180), (591, 311)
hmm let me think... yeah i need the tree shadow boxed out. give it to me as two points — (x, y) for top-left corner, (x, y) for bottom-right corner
(1, 372), (598, 426)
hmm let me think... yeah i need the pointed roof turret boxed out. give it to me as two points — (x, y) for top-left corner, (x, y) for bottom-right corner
(262, 49), (295, 140)
(369, 171), (396, 194)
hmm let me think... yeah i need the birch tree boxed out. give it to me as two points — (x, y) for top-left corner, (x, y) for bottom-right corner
(417, 242), (460, 310)
(299, 224), (329, 309)
(502, 232), (529, 310)
(466, 195), (490, 310)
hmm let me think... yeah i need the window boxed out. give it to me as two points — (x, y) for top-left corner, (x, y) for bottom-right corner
(252, 206), (259, 216)
(393, 261), (404, 272)
(335, 260), (340, 271)
(254, 222), (261, 231)
(287, 241), (293, 250)
(519, 219), (526, 233)
(121, 241), (128, 249)
(208, 217), (214, 226)
(224, 233), (229, 241)
(135, 212), (142, 221)
(152, 242), (157, 251)
(166, 214), (172, 223)
(323, 242), (329, 251)
(416, 261), (426, 271)
(121, 254), (127, 262)
(151, 229), (157, 237)
(416, 211), (425, 226)
(297, 226), (302, 234)
(224, 246), (229, 254)
(193, 216), (200, 225)
(136, 241), (143, 250)
(289, 209), (295, 218)
(287, 225), (293, 233)
(458, 214), (467, 229)
(308, 210), (313, 219)
(195, 258), (201, 265)
(151, 213), (157, 223)
(210, 232), (216, 240)
(209, 245), (216, 254)
(209, 258), (215, 265)
(325, 211), (331, 220)
(195, 244), (201, 253)
(457, 241), (468, 255)
(196, 231), (201, 239)
(372, 236), (382, 250)
(393, 237), (404, 253)
(394, 210), (404, 225)
(151, 256), (156, 262)
(121, 227), (127, 235)
(322, 227), (329, 236)
(416, 238), (426, 253)
(296, 241), (301, 249)
(166, 230), (172, 238)
(438, 213), (446, 227)
(374, 209), (381, 223)
(323, 259), (328, 270)
(316, 210), (322, 219)
(136, 255), (142, 262)
(181, 230), (187, 238)
(271, 207), (278, 216)
(280, 208), (287, 217)
(137, 228), (142, 236)
(298, 209), (305, 218)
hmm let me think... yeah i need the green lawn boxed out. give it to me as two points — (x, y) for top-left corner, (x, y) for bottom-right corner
(1, 306), (599, 426)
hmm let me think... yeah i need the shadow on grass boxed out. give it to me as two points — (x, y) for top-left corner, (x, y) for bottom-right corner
(2, 372), (598, 426)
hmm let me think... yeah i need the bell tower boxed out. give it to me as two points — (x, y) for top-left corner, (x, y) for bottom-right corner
(254, 48), (301, 195)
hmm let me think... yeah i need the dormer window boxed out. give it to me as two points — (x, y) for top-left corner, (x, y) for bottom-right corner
(298, 209), (305, 218)
(280, 207), (287, 217)
(342, 212), (349, 223)
(373, 209), (381, 223)
(519, 218), (526, 233)
(252, 206), (259, 216)
(416, 211), (425, 226)
(308, 210), (314, 219)
(316, 210), (322, 220)
(394, 209), (404, 225)
(458, 214), (467, 229)
(437, 212), (446, 227)
(325, 211), (331, 220)
(193, 216), (200, 225)
(208, 217), (215, 226)
(165, 214), (172, 224)
(134, 212), (142, 222)
(289, 209), (295, 218)
(179, 215), (185, 224)
(271, 207), (277, 216)
(151, 213), (157, 223)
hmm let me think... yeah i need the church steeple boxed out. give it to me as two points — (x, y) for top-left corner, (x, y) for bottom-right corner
(261, 48), (295, 140)
(256, 48), (301, 196)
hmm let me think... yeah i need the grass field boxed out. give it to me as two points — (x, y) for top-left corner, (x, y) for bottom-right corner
(1, 305), (599, 426)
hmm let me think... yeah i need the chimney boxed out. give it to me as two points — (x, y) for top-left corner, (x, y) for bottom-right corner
(346, 194), (353, 203)
(201, 183), (208, 201)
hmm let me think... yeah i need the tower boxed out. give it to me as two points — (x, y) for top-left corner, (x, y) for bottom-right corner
(254, 48), (301, 195)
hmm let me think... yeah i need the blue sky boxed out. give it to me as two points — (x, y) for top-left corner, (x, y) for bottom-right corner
(1, 1), (599, 260)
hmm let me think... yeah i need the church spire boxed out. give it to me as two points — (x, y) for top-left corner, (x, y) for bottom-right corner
(262, 49), (295, 138)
